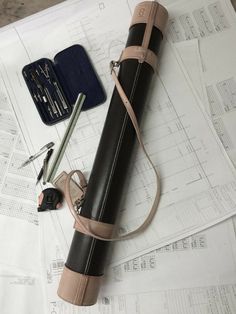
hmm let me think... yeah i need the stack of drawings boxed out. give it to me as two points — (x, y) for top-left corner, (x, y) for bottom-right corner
(0, 0), (236, 313)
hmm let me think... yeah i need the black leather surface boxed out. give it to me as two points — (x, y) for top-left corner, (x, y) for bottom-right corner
(66, 24), (163, 275)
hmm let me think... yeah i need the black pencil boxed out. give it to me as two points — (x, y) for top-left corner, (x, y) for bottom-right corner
(36, 148), (54, 185)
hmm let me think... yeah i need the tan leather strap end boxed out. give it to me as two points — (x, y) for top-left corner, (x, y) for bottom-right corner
(65, 170), (116, 241)
(53, 170), (87, 206)
(120, 46), (157, 70)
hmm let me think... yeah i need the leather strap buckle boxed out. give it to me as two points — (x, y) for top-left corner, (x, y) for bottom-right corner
(110, 59), (120, 74)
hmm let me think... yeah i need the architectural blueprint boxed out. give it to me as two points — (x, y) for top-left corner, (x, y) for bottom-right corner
(0, 37), (42, 312)
(167, 0), (236, 167)
(0, 58), (39, 272)
(0, 0), (236, 313)
(40, 211), (236, 313)
(0, 0), (235, 266)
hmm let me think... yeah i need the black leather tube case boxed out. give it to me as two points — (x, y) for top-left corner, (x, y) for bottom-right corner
(58, 1), (168, 306)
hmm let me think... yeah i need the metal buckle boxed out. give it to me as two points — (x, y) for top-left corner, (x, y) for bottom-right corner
(74, 194), (85, 214)
(110, 60), (120, 74)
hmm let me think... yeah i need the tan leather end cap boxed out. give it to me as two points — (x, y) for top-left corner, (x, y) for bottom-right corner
(131, 1), (168, 34)
(57, 266), (102, 306)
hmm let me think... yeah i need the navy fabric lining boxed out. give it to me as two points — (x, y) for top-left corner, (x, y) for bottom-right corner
(54, 45), (106, 110)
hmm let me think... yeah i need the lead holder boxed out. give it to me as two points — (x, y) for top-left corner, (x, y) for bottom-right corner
(58, 1), (168, 306)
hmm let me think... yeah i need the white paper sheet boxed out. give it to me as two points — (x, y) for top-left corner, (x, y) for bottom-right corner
(0, 27), (47, 314)
(166, 0), (236, 43)
(0, 268), (46, 314)
(109, 41), (236, 264)
(0, 0), (234, 312)
(102, 218), (236, 295)
(99, 284), (236, 314)
(39, 207), (236, 313)
(0, 0), (236, 268)
(36, 283), (236, 314)
(165, 0), (236, 168)
(174, 39), (206, 102)
(199, 28), (236, 167)
(0, 39), (40, 274)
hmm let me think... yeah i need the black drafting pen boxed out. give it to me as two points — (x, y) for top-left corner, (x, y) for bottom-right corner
(36, 148), (54, 185)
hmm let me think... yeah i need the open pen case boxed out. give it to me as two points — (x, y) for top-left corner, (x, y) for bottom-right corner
(22, 44), (106, 125)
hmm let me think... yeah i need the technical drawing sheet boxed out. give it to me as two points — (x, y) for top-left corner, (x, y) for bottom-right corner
(39, 210), (236, 313)
(34, 33), (233, 314)
(102, 218), (236, 295)
(0, 54), (40, 273)
(35, 30), (236, 312)
(0, 266), (46, 314)
(200, 29), (236, 167)
(0, 32), (44, 312)
(0, 0), (236, 266)
(174, 39), (206, 103)
(166, 0), (236, 168)
(166, 0), (236, 43)
(0, 0), (236, 313)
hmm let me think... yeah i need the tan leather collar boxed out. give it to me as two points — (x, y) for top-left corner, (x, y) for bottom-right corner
(120, 46), (157, 70)
(130, 1), (168, 34)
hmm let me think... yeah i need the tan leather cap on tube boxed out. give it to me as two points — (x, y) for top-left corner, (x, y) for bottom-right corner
(57, 266), (102, 306)
(130, 1), (168, 33)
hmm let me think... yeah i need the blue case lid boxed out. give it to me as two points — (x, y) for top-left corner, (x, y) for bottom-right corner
(54, 45), (106, 110)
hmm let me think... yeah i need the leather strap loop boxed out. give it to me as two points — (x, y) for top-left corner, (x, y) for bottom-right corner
(74, 216), (114, 239)
(63, 170), (114, 238)
(120, 46), (157, 70)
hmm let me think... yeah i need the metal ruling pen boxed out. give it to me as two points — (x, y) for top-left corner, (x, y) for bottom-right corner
(46, 93), (86, 183)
